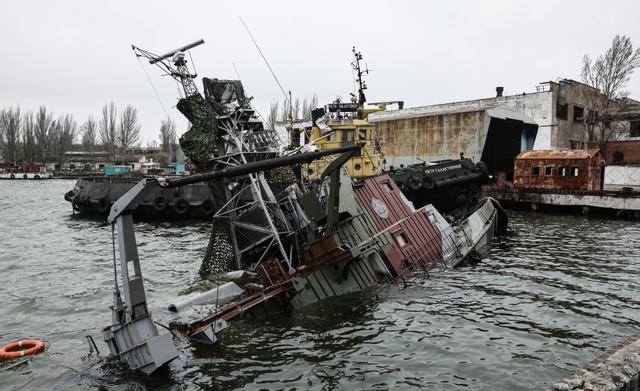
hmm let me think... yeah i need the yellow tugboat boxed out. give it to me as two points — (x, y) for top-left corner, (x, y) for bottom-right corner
(302, 47), (403, 180)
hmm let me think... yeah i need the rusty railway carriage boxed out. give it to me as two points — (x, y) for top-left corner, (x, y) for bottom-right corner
(513, 149), (606, 191)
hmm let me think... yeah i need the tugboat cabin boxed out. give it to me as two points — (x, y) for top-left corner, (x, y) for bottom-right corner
(513, 149), (606, 191)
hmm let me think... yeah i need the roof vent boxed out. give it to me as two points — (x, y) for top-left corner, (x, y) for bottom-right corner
(496, 86), (504, 97)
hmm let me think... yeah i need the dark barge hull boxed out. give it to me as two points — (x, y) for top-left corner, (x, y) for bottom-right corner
(65, 176), (215, 220)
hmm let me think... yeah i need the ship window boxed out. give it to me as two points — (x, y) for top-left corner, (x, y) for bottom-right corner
(343, 129), (354, 142)
(545, 166), (553, 176)
(328, 132), (336, 142)
(571, 167), (579, 176)
(557, 167), (567, 176)
(382, 181), (393, 192)
(394, 232), (409, 247)
(532, 166), (540, 176)
(358, 128), (367, 141)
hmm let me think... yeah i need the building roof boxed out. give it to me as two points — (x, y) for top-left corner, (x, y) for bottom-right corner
(516, 149), (601, 160)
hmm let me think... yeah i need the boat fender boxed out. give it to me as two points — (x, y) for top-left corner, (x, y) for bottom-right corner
(0, 339), (45, 359)
(173, 198), (190, 215)
(96, 198), (110, 213)
(9, 174), (15, 179)
(395, 179), (407, 192)
(23, 174), (28, 179)
(477, 161), (489, 177)
(407, 176), (422, 192)
(34, 174), (41, 180)
(153, 196), (167, 211)
(201, 199), (215, 215)
(461, 159), (475, 170)
(422, 176), (436, 190)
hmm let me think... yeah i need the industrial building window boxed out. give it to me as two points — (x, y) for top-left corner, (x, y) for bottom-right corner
(556, 103), (568, 120)
(532, 166), (540, 176)
(613, 151), (624, 163)
(394, 232), (409, 247)
(358, 128), (367, 141)
(571, 167), (579, 176)
(631, 121), (640, 138)
(573, 106), (584, 122)
(557, 167), (567, 176)
(545, 166), (554, 176)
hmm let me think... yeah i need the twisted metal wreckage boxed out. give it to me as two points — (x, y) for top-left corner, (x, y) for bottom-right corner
(100, 40), (506, 375)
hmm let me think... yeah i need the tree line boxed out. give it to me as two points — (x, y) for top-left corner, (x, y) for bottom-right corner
(0, 103), (178, 167)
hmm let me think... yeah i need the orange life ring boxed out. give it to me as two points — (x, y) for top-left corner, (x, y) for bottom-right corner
(0, 339), (45, 359)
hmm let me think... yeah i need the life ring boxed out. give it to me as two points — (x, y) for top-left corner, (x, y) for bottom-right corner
(422, 176), (436, 190)
(407, 176), (422, 192)
(0, 339), (45, 359)
(201, 199), (215, 215)
(173, 198), (190, 215)
(153, 196), (167, 211)
(395, 179), (407, 192)
(96, 198), (110, 213)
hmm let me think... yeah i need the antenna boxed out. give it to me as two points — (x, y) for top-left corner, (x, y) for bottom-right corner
(352, 47), (370, 105)
(149, 39), (205, 64)
(239, 17), (290, 105)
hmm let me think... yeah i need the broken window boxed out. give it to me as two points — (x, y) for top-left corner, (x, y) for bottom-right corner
(545, 166), (553, 176)
(394, 232), (409, 247)
(573, 106), (584, 122)
(571, 167), (579, 176)
(532, 166), (540, 176)
(358, 128), (367, 141)
(630, 121), (640, 138)
(556, 103), (568, 120)
(557, 167), (567, 176)
(382, 181), (393, 192)
(613, 151), (624, 163)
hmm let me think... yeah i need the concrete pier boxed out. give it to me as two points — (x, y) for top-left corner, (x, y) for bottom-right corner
(484, 187), (640, 217)
(548, 334), (640, 391)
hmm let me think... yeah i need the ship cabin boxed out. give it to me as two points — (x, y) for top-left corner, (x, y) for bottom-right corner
(303, 101), (385, 181)
(513, 149), (606, 191)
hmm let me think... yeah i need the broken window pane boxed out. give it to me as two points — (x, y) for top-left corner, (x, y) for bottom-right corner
(532, 166), (540, 176)
(571, 167), (579, 176)
(545, 166), (553, 176)
(573, 106), (584, 122)
(558, 167), (567, 176)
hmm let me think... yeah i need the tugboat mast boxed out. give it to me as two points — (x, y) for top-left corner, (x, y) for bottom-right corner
(351, 47), (369, 105)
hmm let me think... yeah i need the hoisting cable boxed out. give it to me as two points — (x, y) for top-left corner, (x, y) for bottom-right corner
(135, 54), (170, 118)
(239, 16), (290, 106)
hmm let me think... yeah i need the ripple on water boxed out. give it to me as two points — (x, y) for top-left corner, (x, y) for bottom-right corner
(1, 182), (640, 390)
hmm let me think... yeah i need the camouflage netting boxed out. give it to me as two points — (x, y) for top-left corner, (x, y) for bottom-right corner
(178, 94), (236, 278)
(178, 84), (299, 280)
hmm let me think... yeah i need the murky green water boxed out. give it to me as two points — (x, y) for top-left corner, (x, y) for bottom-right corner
(1, 180), (639, 390)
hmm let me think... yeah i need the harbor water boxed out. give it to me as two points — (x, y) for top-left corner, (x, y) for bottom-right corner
(1, 180), (640, 390)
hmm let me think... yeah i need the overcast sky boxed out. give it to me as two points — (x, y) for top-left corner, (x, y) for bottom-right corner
(1, 0), (639, 144)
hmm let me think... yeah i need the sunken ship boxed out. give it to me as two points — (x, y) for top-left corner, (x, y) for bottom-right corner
(99, 40), (506, 374)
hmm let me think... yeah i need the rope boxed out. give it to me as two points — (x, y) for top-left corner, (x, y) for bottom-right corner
(136, 56), (170, 118)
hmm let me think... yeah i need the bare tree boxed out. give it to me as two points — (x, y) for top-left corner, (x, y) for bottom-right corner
(49, 114), (77, 167)
(81, 116), (97, 158)
(35, 106), (53, 164)
(22, 111), (37, 164)
(118, 105), (141, 161)
(99, 102), (118, 163)
(581, 34), (640, 147)
(159, 116), (176, 162)
(0, 107), (22, 165)
(301, 94), (319, 121)
(267, 101), (279, 129)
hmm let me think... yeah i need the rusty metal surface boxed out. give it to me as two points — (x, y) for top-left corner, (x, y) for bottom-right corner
(354, 174), (442, 272)
(513, 150), (606, 191)
(516, 149), (601, 160)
